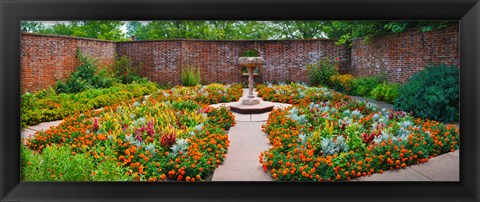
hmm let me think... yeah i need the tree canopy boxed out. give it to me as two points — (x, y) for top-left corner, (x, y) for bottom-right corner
(22, 20), (455, 44)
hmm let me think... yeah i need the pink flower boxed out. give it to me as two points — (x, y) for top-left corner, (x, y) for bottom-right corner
(92, 118), (99, 132)
(335, 57), (340, 61)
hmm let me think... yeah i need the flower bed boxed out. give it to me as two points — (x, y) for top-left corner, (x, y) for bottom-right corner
(256, 83), (350, 105)
(152, 83), (243, 105)
(23, 97), (235, 181)
(21, 83), (243, 129)
(21, 82), (158, 128)
(22, 83), (242, 181)
(258, 84), (459, 181)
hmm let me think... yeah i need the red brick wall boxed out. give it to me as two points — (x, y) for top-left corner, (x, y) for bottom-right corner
(21, 25), (459, 92)
(116, 39), (350, 85)
(350, 24), (459, 83)
(21, 33), (116, 93)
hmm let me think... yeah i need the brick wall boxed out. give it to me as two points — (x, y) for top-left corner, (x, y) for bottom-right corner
(350, 24), (459, 83)
(116, 39), (350, 85)
(21, 24), (459, 92)
(21, 33), (116, 93)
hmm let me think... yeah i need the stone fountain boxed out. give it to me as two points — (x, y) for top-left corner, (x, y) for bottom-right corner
(229, 57), (275, 114)
(239, 57), (263, 105)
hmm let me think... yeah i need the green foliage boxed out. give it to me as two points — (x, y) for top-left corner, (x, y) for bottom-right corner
(55, 52), (117, 94)
(322, 21), (456, 46)
(172, 100), (200, 111)
(181, 65), (201, 86)
(37, 21), (125, 41)
(21, 144), (93, 181)
(23, 20), (455, 42)
(306, 58), (339, 86)
(21, 82), (158, 128)
(113, 55), (145, 84)
(21, 144), (128, 181)
(21, 21), (45, 32)
(369, 82), (400, 103)
(351, 76), (383, 96)
(394, 64), (459, 122)
(131, 21), (276, 40)
(273, 21), (327, 39)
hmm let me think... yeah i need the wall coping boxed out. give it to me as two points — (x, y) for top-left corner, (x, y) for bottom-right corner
(21, 32), (340, 43)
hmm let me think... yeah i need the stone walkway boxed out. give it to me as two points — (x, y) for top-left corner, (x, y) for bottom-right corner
(211, 89), (290, 181)
(356, 150), (459, 181)
(21, 120), (63, 141)
(348, 95), (394, 110)
(211, 121), (272, 181)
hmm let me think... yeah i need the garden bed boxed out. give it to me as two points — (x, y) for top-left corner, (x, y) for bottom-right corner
(257, 84), (459, 181)
(21, 82), (159, 128)
(21, 83), (242, 181)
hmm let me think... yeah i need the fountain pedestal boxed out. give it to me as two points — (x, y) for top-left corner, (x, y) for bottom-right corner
(242, 65), (261, 105)
(229, 57), (274, 114)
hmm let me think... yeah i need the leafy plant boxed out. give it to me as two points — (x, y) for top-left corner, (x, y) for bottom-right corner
(55, 51), (118, 94)
(181, 65), (201, 86)
(351, 76), (383, 96)
(21, 144), (96, 181)
(370, 82), (400, 103)
(330, 74), (355, 93)
(21, 82), (157, 128)
(306, 57), (339, 87)
(113, 55), (144, 84)
(394, 64), (459, 122)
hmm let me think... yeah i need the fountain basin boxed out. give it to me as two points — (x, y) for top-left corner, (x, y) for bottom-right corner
(238, 57), (264, 67)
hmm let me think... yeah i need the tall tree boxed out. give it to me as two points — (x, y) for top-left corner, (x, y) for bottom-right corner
(273, 21), (326, 39)
(38, 21), (125, 41)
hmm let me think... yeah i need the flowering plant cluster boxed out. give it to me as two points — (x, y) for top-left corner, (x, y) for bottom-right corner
(152, 83), (243, 105)
(23, 84), (240, 181)
(21, 82), (158, 128)
(256, 83), (350, 105)
(330, 74), (355, 93)
(259, 84), (459, 181)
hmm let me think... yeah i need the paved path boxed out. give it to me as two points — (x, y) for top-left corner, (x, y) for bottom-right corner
(211, 89), (290, 181)
(348, 95), (394, 110)
(356, 150), (459, 181)
(211, 121), (272, 181)
(21, 120), (63, 141)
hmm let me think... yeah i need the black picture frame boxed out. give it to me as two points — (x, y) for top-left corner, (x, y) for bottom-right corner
(1, 0), (479, 201)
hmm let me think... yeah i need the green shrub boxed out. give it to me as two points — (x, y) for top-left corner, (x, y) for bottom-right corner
(21, 144), (94, 181)
(113, 55), (144, 84)
(306, 58), (339, 87)
(351, 76), (383, 96)
(181, 65), (201, 86)
(55, 53), (118, 94)
(21, 144), (129, 181)
(330, 74), (355, 93)
(369, 82), (400, 103)
(394, 64), (459, 122)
